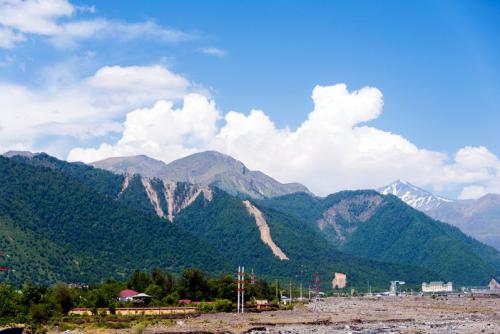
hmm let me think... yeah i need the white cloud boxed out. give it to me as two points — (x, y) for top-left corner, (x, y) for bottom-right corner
(68, 94), (219, 163)
(67, 83), (500, 199)
(0, 0), (190, 48)
(0, 0), (74, 35)
(198, 47), (227, 57)
(0, 26), (25, 48)
(0, 64), (192, 153)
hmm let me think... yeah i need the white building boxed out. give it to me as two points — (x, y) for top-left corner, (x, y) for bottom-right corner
(422, 281), (453, 293)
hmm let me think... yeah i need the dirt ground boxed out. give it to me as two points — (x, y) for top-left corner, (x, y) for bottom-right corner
(140, 295), (500, 334)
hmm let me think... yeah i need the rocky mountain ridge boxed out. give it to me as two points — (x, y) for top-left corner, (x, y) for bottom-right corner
(92, 151), (311, 199)
(378, 179), (453, 211)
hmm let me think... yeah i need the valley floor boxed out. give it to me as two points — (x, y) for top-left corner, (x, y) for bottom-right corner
(51, 295), (500, 334)
(146, 297), (500, 334)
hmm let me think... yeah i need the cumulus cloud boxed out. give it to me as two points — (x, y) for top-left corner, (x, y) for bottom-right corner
(0, 64), (191, 154)
(67, 83), (500, 199)
(0, 0), (190, 48)
(68, 94), (219, 163)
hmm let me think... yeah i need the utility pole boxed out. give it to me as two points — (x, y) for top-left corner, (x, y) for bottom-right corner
(289, 280), (292, 303)
(237, 266), (240, 313)
(300, 265), (303, 300)
(241, 266), (245, 313)
(275, 279), (279, 300)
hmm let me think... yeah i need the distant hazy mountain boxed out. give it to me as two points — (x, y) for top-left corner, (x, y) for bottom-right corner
(426, 194), (500, 251)
(378, 180), (500, 251)
(92, 151), (311, 199)
(378, 179), (453, 211)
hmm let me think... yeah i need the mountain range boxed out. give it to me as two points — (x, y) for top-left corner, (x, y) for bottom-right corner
(92, 151), (311, 199)
(379, 180), (500, 251)
(0, 151), (498, 288)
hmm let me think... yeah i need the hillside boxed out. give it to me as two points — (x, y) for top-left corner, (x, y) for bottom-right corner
(175, 190), (438, 287)
(379, 180), (500, 251)
(0, 154), (440, 288)
(260, 191), (500, 285)
(0, 156), (229, 285)
(92, 151), (311, 199)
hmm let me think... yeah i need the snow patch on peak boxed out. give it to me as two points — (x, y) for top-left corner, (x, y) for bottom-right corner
(378, 180), (453, 211)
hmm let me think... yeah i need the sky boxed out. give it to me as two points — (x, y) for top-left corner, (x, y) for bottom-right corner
(0, 0), (499, 199)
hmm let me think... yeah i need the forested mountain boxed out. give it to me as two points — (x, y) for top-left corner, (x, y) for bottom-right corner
(0, 153), (438, 288)
(2, 152), (497, 288)
(259, 191), (500, 285)
(0, 156), (228, 285)
(92, 151), (311, 199)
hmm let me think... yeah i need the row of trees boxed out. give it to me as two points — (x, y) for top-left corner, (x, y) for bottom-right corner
(0, 268), (275, 325)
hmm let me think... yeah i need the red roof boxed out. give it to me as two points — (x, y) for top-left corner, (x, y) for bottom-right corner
(119, 289), (139, 298)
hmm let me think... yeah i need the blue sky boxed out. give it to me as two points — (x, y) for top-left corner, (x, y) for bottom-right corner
(67, 0), (500, 153)
(0, 0), (499, 198)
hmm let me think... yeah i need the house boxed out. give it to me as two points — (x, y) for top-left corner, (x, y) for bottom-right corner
(131, 292), (151, 303)
(422, 281), (453, 293)
(118, 289), (139, 302)
(280, 296), (291, 304)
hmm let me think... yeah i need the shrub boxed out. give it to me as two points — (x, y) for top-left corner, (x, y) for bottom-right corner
(214, 299), (232, 312)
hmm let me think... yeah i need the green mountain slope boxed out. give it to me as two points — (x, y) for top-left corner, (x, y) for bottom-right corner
(1, 155), (440, 289)
(260, 191), (500, 285)
(0, 157), (228, 285)
(176, 190), (439, 287)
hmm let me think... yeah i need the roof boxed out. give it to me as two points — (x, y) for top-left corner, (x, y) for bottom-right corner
(119, 289), (139, 298)
(132, 293), (151, 298)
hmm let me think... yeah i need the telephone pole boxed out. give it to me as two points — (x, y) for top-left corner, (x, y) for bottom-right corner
(241, 266), (245, 313)
(237, 266), (240, 312)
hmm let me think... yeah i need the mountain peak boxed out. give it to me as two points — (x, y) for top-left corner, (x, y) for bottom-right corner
(378, 180), (453, 211)
(2, 150), (39, 159)
(93, 151), (311, 199)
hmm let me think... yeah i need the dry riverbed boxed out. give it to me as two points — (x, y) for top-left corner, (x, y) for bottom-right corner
(52, 296), (500, 334)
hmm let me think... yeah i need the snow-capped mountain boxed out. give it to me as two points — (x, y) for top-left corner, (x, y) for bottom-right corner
(378, 179), (453, 211)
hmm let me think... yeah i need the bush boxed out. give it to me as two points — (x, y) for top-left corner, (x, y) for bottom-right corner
(197, 302), (214, 313)
(214, 299), (232, 312)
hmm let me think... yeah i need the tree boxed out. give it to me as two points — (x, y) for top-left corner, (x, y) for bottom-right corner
(208, 274), (236, 301)
(151, 268), (175, 295)
(179, 268), (209, 301)
(145, 284), (163, 303)
(51, 282), (74, 315)
(127, 270), (151, 292)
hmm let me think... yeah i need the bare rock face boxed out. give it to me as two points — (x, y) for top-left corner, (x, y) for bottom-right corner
(243, 200), (289, 260)
(317, 193), (383, 246)
(119, 175), (212, 221)
(93, 151), (311, 199)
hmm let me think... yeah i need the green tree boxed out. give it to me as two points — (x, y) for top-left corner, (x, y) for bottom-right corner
(179, 268), (209, 301)
(51, 282), (74, 315)
(145, 284), (163, 302)
(127, 270), (151, 292)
